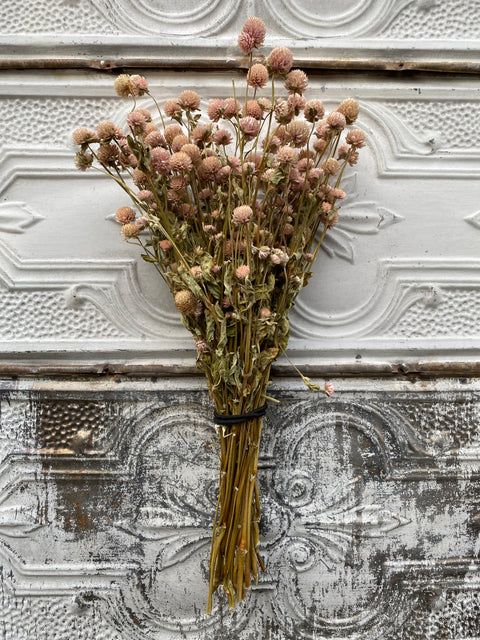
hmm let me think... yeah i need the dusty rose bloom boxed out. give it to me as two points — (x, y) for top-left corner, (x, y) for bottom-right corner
(327, 111), (347, 129)
(332, 188), (346, 199)
(286, 120), (310, 147)
(164, 99), (182, 118)
(195, 339), (209, 353)
(159, 239), (172, 251)
(324, 382), (335, 397)
(97, 143), (118, 165)
(257, 97), (272, 113)
(164, 124), (184, 146)
(242, 17), (266, 47)
(313, 138), (328, 154)
(322, 201), (332, 213)
(228, 156), (242, 174)
(346, 129), (366, 148)
(322, 157), (341, 175)
(96, 120), (117, 140)
(170, 176), (186, 190)
(315, 120), (331, 139)
(135, 216), (149, 230)
(201, 156), (222, 179)
(259, 307), (271, 319)
(172, 134), (189, 152)
(179, 90), (201, 110)
(247, 63), (269, 89)
(127, 110), (148, 133)
(232, 205), (253, 224)
(285, 69), (308, 94)
(115, 206), (136, 224)
(243, 100), (262, 120)
(130, 74), (148, 96)
(213, 129), (233, 146)
(287, 93), (306, 115)
(181, 143), (202, 163)
(337, 98), (359, 124)
(132, 168), (149, 187)
(169, 151), (192, 172)
(276, 145), (297, 164)
(74, 151), (93, 171)
(223, 98), (241, 118)
(207, 99), (225, 122)
(267, 46), (294, 75)
(192, 124), (213, 145)
(239, 116), (259, 139)
(72, 127), (96, 145)
(137, 190), (153, 200)
(150, 147), (171, 174)
(236, 264), (250, 279)
(144, 131), (166, 148)
(114, 74), (133, 98)
(238, 31), (255, 55)
(120, 223), (139, 238)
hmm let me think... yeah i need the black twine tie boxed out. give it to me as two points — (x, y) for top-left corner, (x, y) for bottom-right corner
(213, 402), (268, 426)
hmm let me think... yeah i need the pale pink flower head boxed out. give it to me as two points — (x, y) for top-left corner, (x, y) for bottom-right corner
(135, 216), (149, 230)
(267, 46), (294, 75)
(127, 110), (148, 134)
(276, 145), (297, 164)
(274, 98), (294, 125)
(322, 157), (341, 175)
(114, 74), (133, 98)
(164, 99), (182, 118)
(194, 339), (209, 353)
(259, 307), (271, 319)
(244, 99), (262, 120)
(313, 138), (328, 154)
(74, 151), (93, 171)
(337, 98), (359, 124)
(130, 74), (149, 96)
(137, 189), (153, 200)
(285, 69), (308, 94)
(120, 223), (139, 238)
(232, 205), (253, 224)
(200, 155), (222, 179)
(72, 127), (97, 146)
(181, 143), (202, 164)
(144, 130), (166, 148)
(171, 134), (189, 152)
(207, 98), (225, 122)
(238, 17), (266, 53)
(96, 120), (117, 140)
(315, 119), (331, 140)
(228, 155), (242, 174)
(213, 129), (233, 146)
(304, 99), (325, 123)
(223, 98), (241, 118)
(257, 97), (272, 113)
(150, 147), (171, 174)
(115, 206), (136, 224)
(286, 120), (310, 147)
(235, 264), (250, 280)
(327, 111), (347, 130)
(96, 143), (118, 166)
(169, 151), (192, 172)
(164, 124), (184, 146)
(346, 129), (366, 148)
(287, 93), (306, 115)
(247, 63), (269, 89)
(159, 239), (172, 251)
(332, 188), (346, 199)
(239, 116), (260, 139)
(192, 124), (213, 145)
(179, 90), (201, 111)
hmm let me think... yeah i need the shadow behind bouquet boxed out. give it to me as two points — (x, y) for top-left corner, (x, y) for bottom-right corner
(72, 16), (364, 613)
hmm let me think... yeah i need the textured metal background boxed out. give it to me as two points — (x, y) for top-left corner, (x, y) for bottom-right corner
(1, 1), (480, 638)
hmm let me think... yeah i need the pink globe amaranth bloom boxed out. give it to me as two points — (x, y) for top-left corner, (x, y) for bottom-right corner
(322, 157), (341, 175)
(315, 120), (331, 139)
(327, 111), (347, 129)
(232, 205), (253, 224)
(135, 216), (149, 230)
(137, 189), (154, 200)
(332, 188), (346, 199)
(150, 147), (171, 174)
(127, 110), (148, 133)
(164, 124), (184, 146)
(304, 99), (325, 123)
(324, 381), (334, 397)
(244, 99), (262, 120)
(239, 116), (259, 138)
(216, 165), (231, 181)
(298, 157), (313, 173)
(235, 264), (250, 280)
(287, 93), (306, 115)
(144, 131), (166, 148)
(241, 17), (266, 48)
(130, 74), (148, 96)
(74, 151), (93, 171)
(72, 127), (96, 145)
(276, 145), (297, 164)
(192, 124), (213, 145)
(213, 129), (233, 146)
(285, 69), (308, 94)
(313, 138), (328, 154)
(267, 46), (294, 75)
(159, 238), (171, 252)
(207, 99), (225, 122)
(120, 223), (139, 238)
(164, 99), (182, 118)
(346, 129), (366, 148)
(223, 98), (241, 118)
(96, 120), (117, 140)
(114, 74), (133, 98)
(181, 143), (202, 164)
(171, 134), (189, 152)
(238, 31), (255, 54)
(247, 63), (269, 89)
(322, 201), (332, 213)
(194, 339), (209, 353)
(286, 120), (310, 147)
(133, 169), (149, 187)
(169, 151), (192, 172)
(337, 98), (359, 124)
(228, 156), (242, 174)
(259, 307), (271, 319)
(116, 206), (136, 224)
(179, 90), (201, 110)
(200, 155), (222, 179)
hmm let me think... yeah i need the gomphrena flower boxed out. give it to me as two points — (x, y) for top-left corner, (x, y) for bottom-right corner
(169, 151), (193, 172)
(322, 157), (341, 175)
(239, 116), (259, 139)
(238, 16), (266, 53)
(130, 74), (149, 96)
(96, 120), (117, 140)
(346, 129), (366, 148)
(114, 74), (133, 98)
(267, 46), (294, 75)
(285, 69), (308, 94)
(286, 120), (310, 147)
(150, 147), (171, 174)
(304, 100), (325, 123)
(247, 64), (269, 89)
(235, 264), (250, 279)
(174, 290), (198, 315)
(115, 206), (136, 224)
(179, 90), (201, 111)
(337, 98), (360, 124)
(327, 111), (347, 130)
(72, 127), (96, 145)
(207, 99), (225, 122)
(164, 99), (182, 118)
(232, 205), (253, 224)
(120, 222), (139, 238)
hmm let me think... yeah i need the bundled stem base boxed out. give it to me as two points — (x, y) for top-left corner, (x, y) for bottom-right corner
(206, 415), (264, 613)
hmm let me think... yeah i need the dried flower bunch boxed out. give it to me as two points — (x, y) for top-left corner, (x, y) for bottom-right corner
(73, 16), (364, 613)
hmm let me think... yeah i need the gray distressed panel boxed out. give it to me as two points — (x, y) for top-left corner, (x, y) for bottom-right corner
(0, 377), (479, 639)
